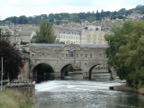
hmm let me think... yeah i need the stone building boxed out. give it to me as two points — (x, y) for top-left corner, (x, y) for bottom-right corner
(55, 25), (108, 45)
(0, 25), (21, 49)
(1, 24), (108, 46)
(17, 25), (39, 43)
(55, 26), (83, 44)
(0, 25), (39, 49)
(81, 25), (108, 44)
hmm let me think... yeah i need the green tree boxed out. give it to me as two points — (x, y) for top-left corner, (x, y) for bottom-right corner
(0, 39), (23, 81)
(35, 22), (55, 43)
(18, 15), (28, 24)
(105, 20), (144, 88)
(105, 21), (134, 68)
(0, 29), (2, 40)
(116, 20), (144, 88)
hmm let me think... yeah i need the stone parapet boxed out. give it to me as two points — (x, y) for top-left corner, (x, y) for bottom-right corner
(5, 82), (35, 100)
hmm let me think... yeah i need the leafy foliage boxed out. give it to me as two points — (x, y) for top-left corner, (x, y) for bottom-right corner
(1, 5), (144, 25)
(105, 20), (144, 88)
(0, 29), (2, 40)
(35, 22), (55, 43)
(0, 39), (23, 81)
(105, 20), (134, 67)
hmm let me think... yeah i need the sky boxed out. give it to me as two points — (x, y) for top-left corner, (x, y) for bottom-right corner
(0, 0), (143, 20)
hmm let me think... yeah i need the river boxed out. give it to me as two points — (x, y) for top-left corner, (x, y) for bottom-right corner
(35, 80), (144, 108)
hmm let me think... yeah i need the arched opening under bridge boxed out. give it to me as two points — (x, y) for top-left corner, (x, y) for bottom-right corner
(33, 63), (54, 83)
(61, 64), (82, 80)
(89, 64), (111, 81)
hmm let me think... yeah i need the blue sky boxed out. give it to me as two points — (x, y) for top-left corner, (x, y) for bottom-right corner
(0, 0), (143, 20)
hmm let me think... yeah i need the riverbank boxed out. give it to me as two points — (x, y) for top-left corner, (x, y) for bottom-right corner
(110, 84), (144, 95)
(0, 90), (33, 108)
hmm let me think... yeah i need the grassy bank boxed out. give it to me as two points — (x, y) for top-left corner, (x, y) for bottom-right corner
(0, 90), (33, 108)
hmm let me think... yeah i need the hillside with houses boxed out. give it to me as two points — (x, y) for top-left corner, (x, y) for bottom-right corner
(0, 5), (144, 50)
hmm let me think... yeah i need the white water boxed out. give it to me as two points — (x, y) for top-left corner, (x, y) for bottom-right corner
(35, 80), (144, 108)
(35, 80), (122, 92)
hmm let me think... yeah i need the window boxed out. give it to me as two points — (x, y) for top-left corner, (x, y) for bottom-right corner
(70, 51), (74, 57)
(100, 54), (102, 57)
(69, 51), (75, 57)
(77, 54), (78, 57)
(96, 28), (99, 31)
(90, 54), (92, 58)
(31, 53), (35, 57)
(85, 27), (88, 30)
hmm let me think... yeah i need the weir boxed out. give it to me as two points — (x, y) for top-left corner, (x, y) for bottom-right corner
(35, 80), (144, 108)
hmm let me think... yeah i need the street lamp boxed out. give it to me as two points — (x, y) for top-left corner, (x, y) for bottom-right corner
(1, 57), (3, 91)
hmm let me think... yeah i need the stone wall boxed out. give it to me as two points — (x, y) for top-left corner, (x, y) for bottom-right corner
(18, 59), (30, 80)
(110, 85), (144, 95)
(5, 83), (35, 100)
(28, 44), (109, 79)
(21, 44), (115, 81)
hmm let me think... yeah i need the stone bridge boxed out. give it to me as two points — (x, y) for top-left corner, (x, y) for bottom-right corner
(22, 44), (109, 82)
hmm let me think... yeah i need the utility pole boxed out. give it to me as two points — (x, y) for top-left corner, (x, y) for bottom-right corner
(1, 57), (3, 91)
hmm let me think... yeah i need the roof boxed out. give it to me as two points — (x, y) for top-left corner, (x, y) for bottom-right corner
(18, 26), (39, 36)
(27, 44), (108, 48)
(54, 26), (82, 34)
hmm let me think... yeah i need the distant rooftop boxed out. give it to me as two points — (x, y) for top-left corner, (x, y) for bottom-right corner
(27, 44), (108, 48)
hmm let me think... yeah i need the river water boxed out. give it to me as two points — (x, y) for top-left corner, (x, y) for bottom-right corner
(35, 80), (144, 108)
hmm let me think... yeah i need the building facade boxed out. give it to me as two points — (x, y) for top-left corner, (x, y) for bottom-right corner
(55, 25), (108, 45)
(81, 25), (108, 44)
(55, 26), (83, 44)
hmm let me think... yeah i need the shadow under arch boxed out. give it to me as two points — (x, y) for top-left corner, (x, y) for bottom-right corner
(61, 64), (73, 80)
(89, 64), (101, 80)
(33, 63), (54, 83)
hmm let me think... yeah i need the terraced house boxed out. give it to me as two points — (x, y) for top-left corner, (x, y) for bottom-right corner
(55, 25), (108, 45)
(1, 24), (109, 46)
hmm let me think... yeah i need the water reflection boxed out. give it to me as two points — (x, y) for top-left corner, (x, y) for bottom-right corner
(35, 81), (144, 108)
(106, 92), (144, 108)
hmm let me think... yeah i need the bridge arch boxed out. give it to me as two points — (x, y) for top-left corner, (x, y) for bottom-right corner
(32, 63), (54, 83)
(89, 64), (100, 80)
(26, 44), (109, 81)
(61, 64), (74, 79)
(89, 64), (110, 80)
